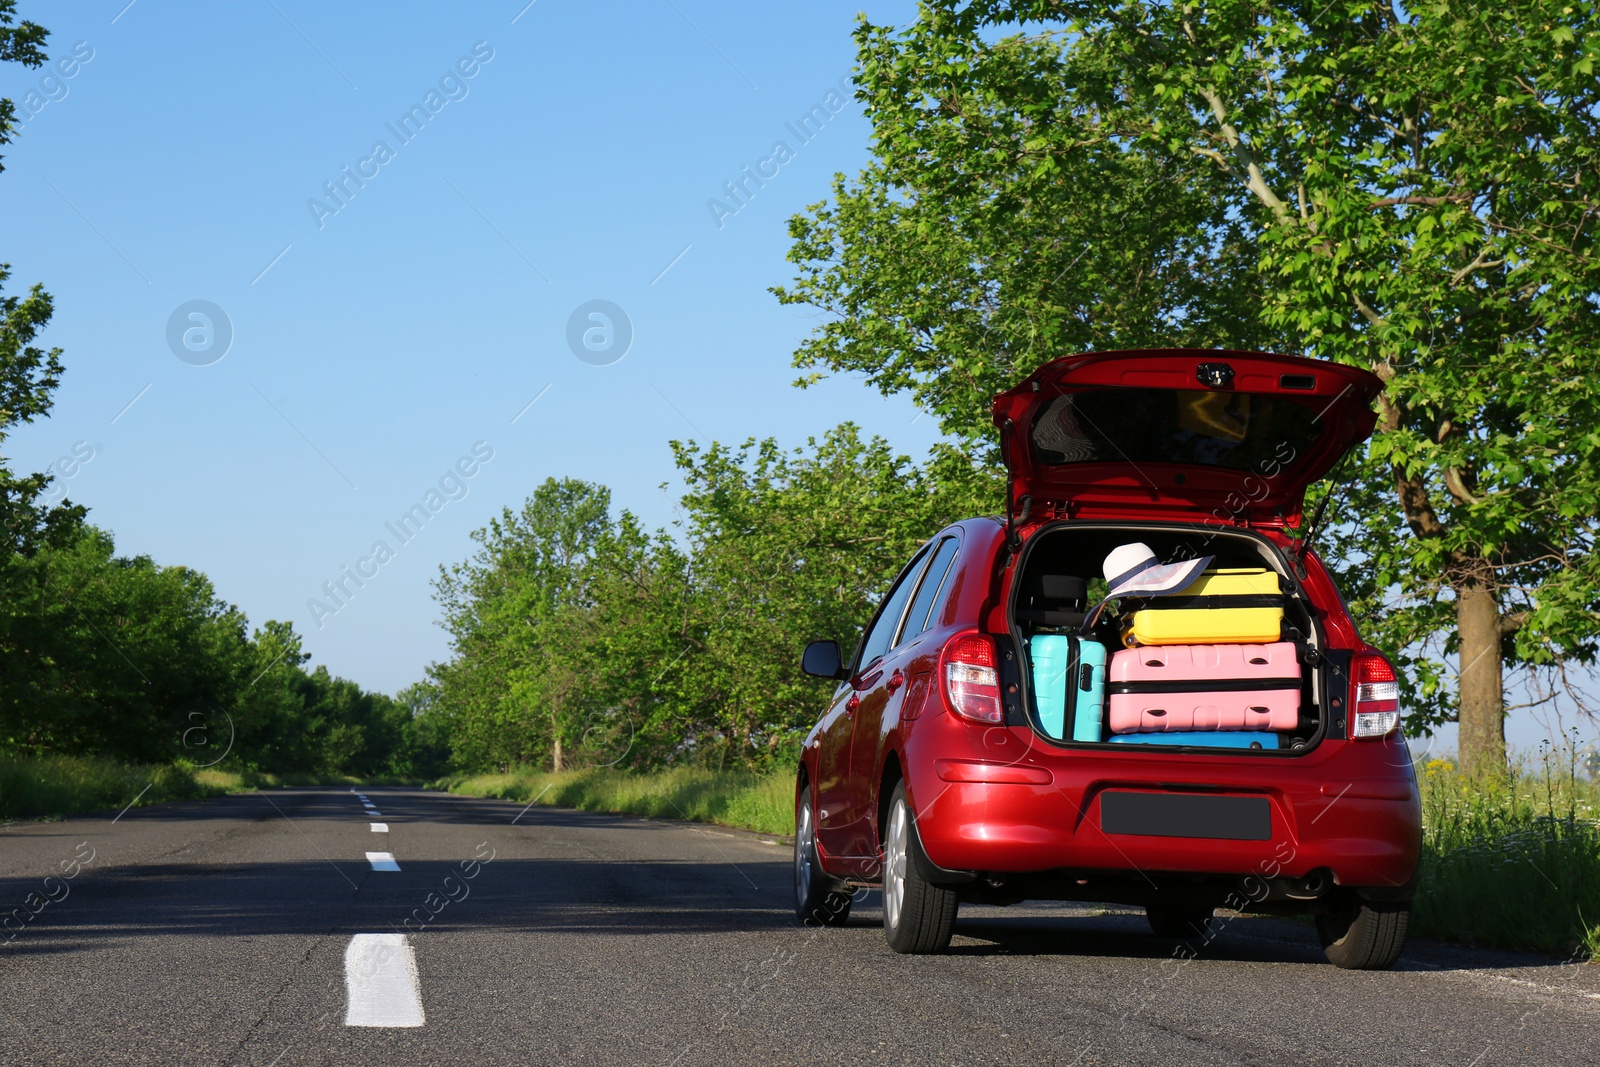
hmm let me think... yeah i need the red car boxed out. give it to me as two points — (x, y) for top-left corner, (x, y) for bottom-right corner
(795, 349), (1421, 969)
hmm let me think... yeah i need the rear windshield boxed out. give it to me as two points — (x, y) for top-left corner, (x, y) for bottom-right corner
(1030, 389), (1324, 472)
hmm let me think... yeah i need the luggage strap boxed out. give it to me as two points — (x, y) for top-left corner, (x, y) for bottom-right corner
(1127, 593), (1285, 611)
(1106, 677), (1300, 696)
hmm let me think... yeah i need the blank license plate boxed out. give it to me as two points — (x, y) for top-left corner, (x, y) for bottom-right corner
(1100, 791), (1270, 841)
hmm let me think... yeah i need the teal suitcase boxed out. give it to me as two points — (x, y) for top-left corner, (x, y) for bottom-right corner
(1030, 635), (1107, 742)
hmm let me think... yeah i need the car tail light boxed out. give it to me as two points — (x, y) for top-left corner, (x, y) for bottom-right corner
(941, 632), (1002, 724)
(1351, 653), (1401, 738)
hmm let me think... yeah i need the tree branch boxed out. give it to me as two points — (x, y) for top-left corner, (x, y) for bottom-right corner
(1368, 194), (1472, 210)
(1190, 144), (1238, 179)
(1450, 248), (1506, 287)
(1353, 291), (1385, 326)
(1444, 466), (1485, 505)
(1393, 470), (1449, 539)
(1193, 85), (1291, 218)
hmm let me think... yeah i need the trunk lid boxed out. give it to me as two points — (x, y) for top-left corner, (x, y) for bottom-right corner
(992, 349), (1382, 527)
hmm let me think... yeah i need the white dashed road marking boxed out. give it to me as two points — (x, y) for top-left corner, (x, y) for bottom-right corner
(370, 823), (388, 833)
(344, 934), (424, 1027)
(366, 851), (400, 872)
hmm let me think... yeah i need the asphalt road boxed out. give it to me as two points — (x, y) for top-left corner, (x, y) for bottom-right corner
(1, 787), (1596, 1066)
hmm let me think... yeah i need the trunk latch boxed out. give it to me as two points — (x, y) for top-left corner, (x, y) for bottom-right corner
(1196, 362), (1235, 388)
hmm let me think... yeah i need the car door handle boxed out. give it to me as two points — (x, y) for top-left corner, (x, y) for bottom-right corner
(846, 693), (860, 715)
(887, 670), (905, 694)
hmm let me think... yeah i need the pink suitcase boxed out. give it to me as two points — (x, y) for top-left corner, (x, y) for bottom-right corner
(1106, 641), (1302, 734)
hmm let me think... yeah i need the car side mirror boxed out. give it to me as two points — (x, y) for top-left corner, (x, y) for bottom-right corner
(802, 640), (848, 681)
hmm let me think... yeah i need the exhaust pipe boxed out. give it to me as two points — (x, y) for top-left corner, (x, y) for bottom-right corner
(1281, 869), (1333, 900)
(1237, 868), (1335, 903)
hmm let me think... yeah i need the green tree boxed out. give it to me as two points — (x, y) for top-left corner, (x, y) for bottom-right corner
(0, 0), (47, 174)
(1, 526), (254, 761)
(562, 512), (692, 769)
(395, 681), (452, 779)
(668, 423), (984, 764)
(779, 0), (1600, 773)
(431, 478), (618, 771)
(230, 620), (316, 771)
(0, 4), (80, 556)
(0, 266), (80, 554)
(424, 429), (987, 774)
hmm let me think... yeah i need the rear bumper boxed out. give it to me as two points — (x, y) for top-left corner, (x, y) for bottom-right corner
(904, 729), (1422, 892)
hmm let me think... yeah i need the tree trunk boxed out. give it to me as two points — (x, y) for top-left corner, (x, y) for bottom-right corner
(1453, 560), (1505, 777)
(551, 727), (564, 773)
(1384, 440), (1508, 777)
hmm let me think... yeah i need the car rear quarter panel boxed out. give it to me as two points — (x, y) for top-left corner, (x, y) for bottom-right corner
(817, 520), (1006, 875)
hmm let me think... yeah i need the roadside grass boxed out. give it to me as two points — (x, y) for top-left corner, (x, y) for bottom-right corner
(0, 754), (220, 821)
(1413, 755), (1600, 958)
(0, 754), (412, 821)
(436, 766), (794, 837)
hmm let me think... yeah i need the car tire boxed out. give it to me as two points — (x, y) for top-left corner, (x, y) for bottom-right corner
(1317, 897), (1409, 970)
(1146, 906), (1214, 940)
(794, 785), (852, 926)
(881, 781), (959, 954)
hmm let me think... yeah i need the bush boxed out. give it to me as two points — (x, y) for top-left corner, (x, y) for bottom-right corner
(1414, 755), (1600, 957)
(0, 754), (224, 820)
(439, 766), (795, 836)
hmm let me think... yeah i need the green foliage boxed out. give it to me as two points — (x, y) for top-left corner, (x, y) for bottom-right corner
(0, 754), (218, 821)
(0, 0), (49, 173)
(1414, 754), (1600, 955)
(778, 0), (1600, 768)
(426, 426), (990, 773)
(776, 24), (1275, 466)
(1, 12), (79, 555)
(0, 264), (83, 556)
(0, 522), (429, 778)
(2, 525), (252, 760)
(439, 766), (796, 837)
(429, 478), (646, 770)
(664, 426), (989, 763)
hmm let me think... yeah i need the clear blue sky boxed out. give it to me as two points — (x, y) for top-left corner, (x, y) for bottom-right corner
(4, 0), (942, 697)
(3, 1), (1586, 760)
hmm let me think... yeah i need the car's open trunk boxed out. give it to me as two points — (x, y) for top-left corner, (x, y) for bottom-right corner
(1009, 522), (1329, 755)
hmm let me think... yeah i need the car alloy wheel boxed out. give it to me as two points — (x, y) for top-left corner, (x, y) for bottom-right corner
(881, 782), (959, 954)
(794, 785), (851, 926)
(883, 796), (908, 932)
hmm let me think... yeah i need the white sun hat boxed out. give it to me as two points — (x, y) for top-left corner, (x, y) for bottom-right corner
(1083, 542), (1212, 630)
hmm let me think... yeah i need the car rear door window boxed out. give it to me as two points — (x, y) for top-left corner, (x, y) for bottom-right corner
(1032, 389), (1322, 472)
(855, 550), (930, 671)
(899, 537), (959, 643)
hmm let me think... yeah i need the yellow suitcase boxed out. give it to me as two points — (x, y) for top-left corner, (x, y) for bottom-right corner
(1122, 568), (1285, 646)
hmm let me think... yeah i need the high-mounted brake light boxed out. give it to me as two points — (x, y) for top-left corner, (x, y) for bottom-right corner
(1351, 653), (1401, 739)
(941, 632), (1002, 724)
